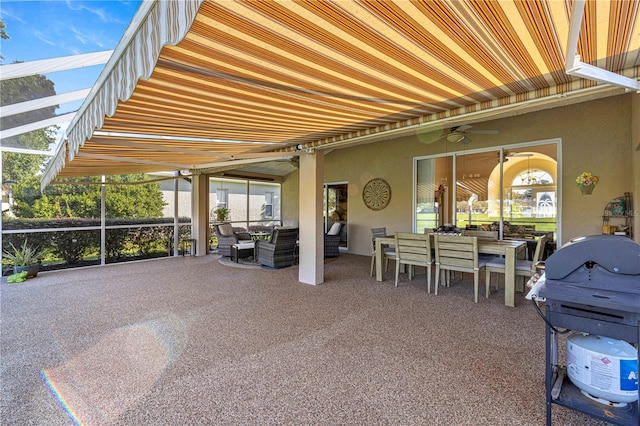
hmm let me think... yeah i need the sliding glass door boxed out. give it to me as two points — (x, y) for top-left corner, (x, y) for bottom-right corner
(415, 142), (558, 239)
(324, 182), (348, 250)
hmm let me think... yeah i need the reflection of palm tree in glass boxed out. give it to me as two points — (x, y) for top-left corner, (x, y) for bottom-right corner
(537, 192), (555, 217)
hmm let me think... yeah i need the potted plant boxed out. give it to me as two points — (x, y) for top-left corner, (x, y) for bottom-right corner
(2, 240), (49, 278)
(575, 171), (599, 195)
(213, 206), (230, 222)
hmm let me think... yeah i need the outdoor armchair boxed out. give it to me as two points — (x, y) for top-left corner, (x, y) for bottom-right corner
(255, 227), (299, 268)
(213, 223), (251, 257)
(324, 222), (343, 258)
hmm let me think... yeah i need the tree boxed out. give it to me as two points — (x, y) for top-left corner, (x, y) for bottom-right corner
(0, 18), (9, 60)
(1, 74), (58, 216)
(1, 18), (57, 186)
(23, 175), (166, 219)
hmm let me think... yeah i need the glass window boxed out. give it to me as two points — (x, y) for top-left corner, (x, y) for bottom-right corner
(209, 177), (281, 229)
(264, 192), (274, 218)
(415, 143), (558, 239)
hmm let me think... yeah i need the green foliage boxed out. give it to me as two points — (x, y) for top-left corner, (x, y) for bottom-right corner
(2, 240), (48, 266)
(7, 271), (27, 283)
(213, 206), (230, 221)
(1, 17), (9, 40)
(104, 175), (166, 218)
(0, 73), (57, 132)
(2, 218), (191, 272)
(20, 175), (166, 219)
(33, 177), (103, 218)
(2, 128), (53, 182)
(49, 230), (99, 265)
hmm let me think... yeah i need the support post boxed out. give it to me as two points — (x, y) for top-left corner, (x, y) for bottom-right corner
(298, 150), (324, 285)
(192, 173), (209, 256)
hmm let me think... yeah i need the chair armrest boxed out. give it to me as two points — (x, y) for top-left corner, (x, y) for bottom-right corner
(324, 234), (341, 244)
(216, 235), (237, 245)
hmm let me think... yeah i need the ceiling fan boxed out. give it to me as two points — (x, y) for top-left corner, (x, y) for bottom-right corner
(444, 125), (500, 144)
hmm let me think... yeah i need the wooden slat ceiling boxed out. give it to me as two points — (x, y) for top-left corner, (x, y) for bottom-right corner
(46, 0), (639, 183)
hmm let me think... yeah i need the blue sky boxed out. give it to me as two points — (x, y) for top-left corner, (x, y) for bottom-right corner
(1, 0), (142, 114)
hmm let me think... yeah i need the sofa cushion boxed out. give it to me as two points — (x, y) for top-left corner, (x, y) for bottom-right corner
(218, 223), (234, 237)
(328, 222), (341, 236)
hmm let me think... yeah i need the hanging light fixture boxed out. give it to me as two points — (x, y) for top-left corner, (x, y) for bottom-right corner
(519, 154), (539, 185)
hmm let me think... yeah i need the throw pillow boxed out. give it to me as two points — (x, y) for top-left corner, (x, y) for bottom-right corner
(218, 223), (234, 237)
(328, 222), (341, 236)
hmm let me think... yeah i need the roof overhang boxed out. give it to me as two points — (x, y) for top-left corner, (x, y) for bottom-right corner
(42, 0), (640, 189)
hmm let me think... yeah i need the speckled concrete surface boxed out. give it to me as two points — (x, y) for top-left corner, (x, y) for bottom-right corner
(1, 254), (612, 425)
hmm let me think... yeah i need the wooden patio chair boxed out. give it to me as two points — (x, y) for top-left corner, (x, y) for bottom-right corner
(434, 235), (488, 303)
(485, 233), (552, 297)
(394, 232), (434, 292)
(370, 227), (395, 277)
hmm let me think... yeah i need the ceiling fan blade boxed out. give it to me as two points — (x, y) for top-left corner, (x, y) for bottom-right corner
(417, 128), (446, 144)
(455, 124), (473, 132)
(468, 129), (499, 135)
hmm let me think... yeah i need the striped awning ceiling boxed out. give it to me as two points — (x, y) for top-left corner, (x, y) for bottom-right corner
(42, 0), (639, 186)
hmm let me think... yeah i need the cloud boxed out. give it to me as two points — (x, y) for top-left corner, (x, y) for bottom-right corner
(69, 26), (107, 49)
(64, 0), (125, 24)
(31, 29), (56, 46)
(69, 26), (88, 45)
(0, 7), (26, 24)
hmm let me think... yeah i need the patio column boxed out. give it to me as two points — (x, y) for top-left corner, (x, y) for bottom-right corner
(192, 172), (209, 256)
(298, 150), (324, 285)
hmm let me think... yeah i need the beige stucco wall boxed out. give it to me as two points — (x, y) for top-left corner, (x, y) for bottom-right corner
(282, 93), (639, 256)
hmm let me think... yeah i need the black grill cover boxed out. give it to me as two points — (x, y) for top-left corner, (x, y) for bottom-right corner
(545, 235), (640, 294)
(540, 235), (640, 312)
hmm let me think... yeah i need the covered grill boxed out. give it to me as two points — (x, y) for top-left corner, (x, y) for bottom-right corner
(537, 235), (640, 425)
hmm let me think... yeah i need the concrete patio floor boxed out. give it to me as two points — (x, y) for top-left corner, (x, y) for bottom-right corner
(1, 253), (609, 425)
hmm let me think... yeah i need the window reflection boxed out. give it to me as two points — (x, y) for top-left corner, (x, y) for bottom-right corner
(415, 144), (557, 239)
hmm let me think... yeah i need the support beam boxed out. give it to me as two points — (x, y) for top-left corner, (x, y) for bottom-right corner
(298, 150), (324, 285)
(192, 173), (209, 256)
(0, 112), (76, 139)
(565, 0), (640, 92)
(0, 51), (113, 81)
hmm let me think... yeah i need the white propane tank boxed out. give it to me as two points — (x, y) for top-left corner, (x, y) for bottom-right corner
(567, 333), (638, 405)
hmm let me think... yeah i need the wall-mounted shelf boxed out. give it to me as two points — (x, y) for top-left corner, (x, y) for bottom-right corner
(603, 192), (633, 238)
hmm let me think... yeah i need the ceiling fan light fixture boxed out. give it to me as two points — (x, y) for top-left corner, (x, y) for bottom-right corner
(446, 132), (466, 143)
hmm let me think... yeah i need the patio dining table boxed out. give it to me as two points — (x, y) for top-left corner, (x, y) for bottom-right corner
(375, 235), (526, 307)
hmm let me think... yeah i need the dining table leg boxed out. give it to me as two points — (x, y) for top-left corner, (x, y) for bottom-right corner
(375, 238), (384, 281)
(504, 246), (517, 307)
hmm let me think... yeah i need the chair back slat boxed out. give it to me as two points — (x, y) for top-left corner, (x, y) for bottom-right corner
(395, 232), (432, 266)
(462, 229), (498, 240)
(529, 233), (552, 271)
(371, 227), (387, 249)
(532, 234), (551, 262)
(434, 235), (479, 269)
(434, 234), (487, 302)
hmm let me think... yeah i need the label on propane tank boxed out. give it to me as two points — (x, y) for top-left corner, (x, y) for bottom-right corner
(620, 359), (639, 391)
(568, 342), (638, 395)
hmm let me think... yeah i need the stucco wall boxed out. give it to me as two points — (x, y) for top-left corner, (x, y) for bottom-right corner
(283, 93), (638, 256)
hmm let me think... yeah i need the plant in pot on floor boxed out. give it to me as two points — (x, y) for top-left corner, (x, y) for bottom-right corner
(3, 240), (49, 281)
